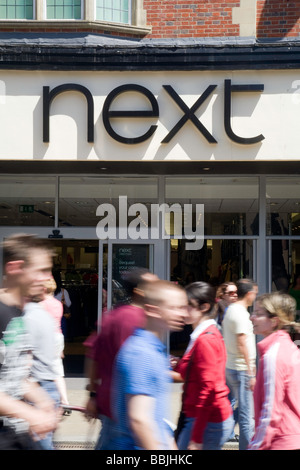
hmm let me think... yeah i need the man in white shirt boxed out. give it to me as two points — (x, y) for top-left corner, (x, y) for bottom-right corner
(222, 278), (258, 450)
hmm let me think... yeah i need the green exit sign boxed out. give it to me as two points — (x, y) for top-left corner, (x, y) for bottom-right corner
(19, 205), (34, 213)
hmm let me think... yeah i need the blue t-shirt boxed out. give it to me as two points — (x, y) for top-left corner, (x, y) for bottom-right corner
(111, 328), (173, 450)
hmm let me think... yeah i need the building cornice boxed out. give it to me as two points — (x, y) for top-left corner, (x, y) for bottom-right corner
(0, 34), (300, 71)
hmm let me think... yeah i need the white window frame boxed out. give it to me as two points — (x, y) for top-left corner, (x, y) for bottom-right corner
(0, 0), (36, 20)
(0, 0), (150, 35)
(44, 0), (84, 21)
(94, 0), (132, 25)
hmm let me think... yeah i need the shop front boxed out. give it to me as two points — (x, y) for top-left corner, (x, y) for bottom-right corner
(1, 172), (300, 363)
(1, 38), (300, 366)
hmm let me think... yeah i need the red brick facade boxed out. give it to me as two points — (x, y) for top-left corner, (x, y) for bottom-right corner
(0, 1), (299, 39)
(145, 0), (300, 39)
(144, 0), (240, 38)
(256, 0), (300, 38)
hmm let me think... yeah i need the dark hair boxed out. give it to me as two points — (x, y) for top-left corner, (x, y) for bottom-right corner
(216, 281), (236, 298)
(53, 270), (63, 295)
(236, 278), (257, 299)
(185, 281), (216, 316)
(120, 267), (151, 297)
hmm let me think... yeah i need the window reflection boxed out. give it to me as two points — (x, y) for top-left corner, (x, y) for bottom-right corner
(0, 176), (56, 226)
(266, 177), (300, 236)
(59, 176), (158, 227)
(165, 177), (259, 236)
(170, 238), (254, 355)
(170, 239), (254, 287)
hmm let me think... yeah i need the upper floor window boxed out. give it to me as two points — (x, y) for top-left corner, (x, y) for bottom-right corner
(0, 0), (34, 19)
(47, 0), (82, 20)
(0, 0), (149, 35)
(96, 0), (130, 24)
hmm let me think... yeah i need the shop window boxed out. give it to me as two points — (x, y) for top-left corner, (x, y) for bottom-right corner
(0, 176), (56, 226)
(266, 177), (300, 296)
(96, 0), (130, 24)
(266, 177), (300, 236)
(165, 177), (259, 237)
(0, 0), (34, 19)
(58, 176), (158, 228)
(46, 0), (82, 19)
(169, 238), (254, 354)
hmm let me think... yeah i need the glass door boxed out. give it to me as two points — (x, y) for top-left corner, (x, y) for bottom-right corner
(99, 239), (161, 314)
(52, 239), (99, 339)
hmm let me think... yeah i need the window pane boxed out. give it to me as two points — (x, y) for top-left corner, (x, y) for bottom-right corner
(51, 239), (100, 337)
(96, 0), (130, 24)
(59, 177), (158, 228)
(165, 177), (259, 236)
(46, 0), (82, 19)
(0, 0), (33, 19)
(169, 238), (254, 354)
(266, 177), (300, 236)
(0, 176), (56, 226)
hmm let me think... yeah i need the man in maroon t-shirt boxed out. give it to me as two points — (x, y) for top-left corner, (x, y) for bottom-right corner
(85, 268), (158, 450)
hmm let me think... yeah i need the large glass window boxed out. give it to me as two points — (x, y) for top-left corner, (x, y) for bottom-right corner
(0, 176), (56, 226)
(0, 0), (34, 19)
(47, 0), (82, 19)
(170, 239), (254, 287)
(165, 177), (259, 236)
(59, 176), (158, 228)
(170, 237), (254, 355)
(266, 177), (300, 236)
(96, 0), (130, 24)
(266, 177), (300, 295)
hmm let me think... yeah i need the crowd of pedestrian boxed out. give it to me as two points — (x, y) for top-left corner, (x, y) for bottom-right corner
(86, 273), (300, 451)
(0, 232), (300, 450)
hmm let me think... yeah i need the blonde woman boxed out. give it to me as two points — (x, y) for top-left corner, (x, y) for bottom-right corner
(41, 278), (70, 410)
(249, 292), (300, 450)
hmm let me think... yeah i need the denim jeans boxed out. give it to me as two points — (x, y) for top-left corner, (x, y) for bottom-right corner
(38, 380), (61, 450)
(226, 368), (254, 450)
(95, 415), (118, 450)
(177, 414), (234, 450)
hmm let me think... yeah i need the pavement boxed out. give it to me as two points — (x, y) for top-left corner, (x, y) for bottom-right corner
(53, 377), (238, 450)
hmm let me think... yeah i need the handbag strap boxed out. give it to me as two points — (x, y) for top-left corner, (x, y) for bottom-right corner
(61, 289), (65, 303)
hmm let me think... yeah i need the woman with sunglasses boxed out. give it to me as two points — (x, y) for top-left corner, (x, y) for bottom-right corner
(174, 282), (234, 450)
(249, 292), (300, 450)
(215, 282), (238, 328)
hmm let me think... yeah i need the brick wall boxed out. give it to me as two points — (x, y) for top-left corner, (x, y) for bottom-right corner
(257, 0), (300, 38)
(144, 0), (240, 38)
(0, 1), (299, 40)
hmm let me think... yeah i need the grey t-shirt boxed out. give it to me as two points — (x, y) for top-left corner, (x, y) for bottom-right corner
(24, 302), (56, 382)
(0, 301), (32, 432)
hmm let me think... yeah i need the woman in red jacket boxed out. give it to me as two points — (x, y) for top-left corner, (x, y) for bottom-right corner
(175, 282), (234, 450)
(249, 292), (300, 450)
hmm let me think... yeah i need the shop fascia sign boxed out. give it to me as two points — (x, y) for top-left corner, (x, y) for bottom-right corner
(43, 79), (264, 146)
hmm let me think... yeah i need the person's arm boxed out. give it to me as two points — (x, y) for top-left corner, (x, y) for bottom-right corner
(187, 339), (217, 447)
(127, 394), (177, 450)
(85, 358), (99, 419)
(237, 333), (256, 390)
(0, 387), (58, 439)
(62, 289), (72, 308)
(249, 353), (283, 450)
(170, 370), (183, 382)
(24, 379), (56, 413)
